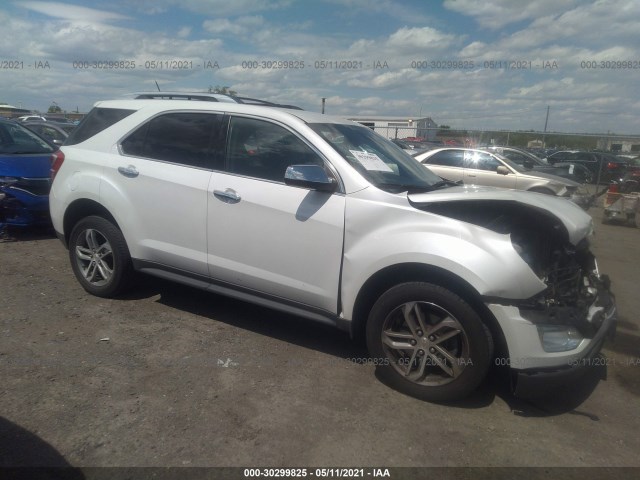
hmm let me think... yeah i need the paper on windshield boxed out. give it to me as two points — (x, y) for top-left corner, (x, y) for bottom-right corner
(350, 150), (393, 172)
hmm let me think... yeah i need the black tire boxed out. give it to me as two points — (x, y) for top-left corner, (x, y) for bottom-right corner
(68, 215), (132, 297)
(366, 282), (493, 402)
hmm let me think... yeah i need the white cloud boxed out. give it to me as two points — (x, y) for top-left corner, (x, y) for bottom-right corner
(203, 16), (264, 35)
(443, 0), (580, 29)
(17, 1), (130, 23)
(140, 0), (292, 17)
(322, 0), (432, 24)
(387, 27), (457, 53)
(177, 26), (192, 38)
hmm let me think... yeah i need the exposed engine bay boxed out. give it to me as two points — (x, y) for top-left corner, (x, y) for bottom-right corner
(414, 200), (614, 337)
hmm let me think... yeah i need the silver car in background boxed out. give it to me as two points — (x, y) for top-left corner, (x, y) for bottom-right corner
(414, 147), (592, 208)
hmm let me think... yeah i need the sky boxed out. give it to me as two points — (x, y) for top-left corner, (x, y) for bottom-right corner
(1, 0), (638, 134)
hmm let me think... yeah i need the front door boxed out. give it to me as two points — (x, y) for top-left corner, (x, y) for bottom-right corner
(207, 116), (345, 313)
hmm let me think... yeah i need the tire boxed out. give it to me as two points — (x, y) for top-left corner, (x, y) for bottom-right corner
(366, 282), (493, 402)
(68, 215), (132, 297)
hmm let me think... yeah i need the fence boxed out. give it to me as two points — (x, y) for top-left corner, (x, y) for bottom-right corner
(366, 125), (640, 153)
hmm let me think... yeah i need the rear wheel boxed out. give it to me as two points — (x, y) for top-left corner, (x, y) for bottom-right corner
(366, 282), (492, 402)
(69, 216), (132, 297)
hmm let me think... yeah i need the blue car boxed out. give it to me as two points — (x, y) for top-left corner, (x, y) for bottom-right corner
(0, 119), (60, 227)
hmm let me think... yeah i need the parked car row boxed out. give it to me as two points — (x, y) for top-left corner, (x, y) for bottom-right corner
(546, 150), (628, 184)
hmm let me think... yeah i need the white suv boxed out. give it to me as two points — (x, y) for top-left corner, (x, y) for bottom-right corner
(49, 95), (616, 402)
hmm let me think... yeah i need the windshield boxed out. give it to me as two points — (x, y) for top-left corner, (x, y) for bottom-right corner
(0, 122), (55, 154)
(309, 123), (442, 192)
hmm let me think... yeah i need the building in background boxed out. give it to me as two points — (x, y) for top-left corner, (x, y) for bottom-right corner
(0, 103), (31, 118)
(597, 135), (640, 153)
(347, 116), (437, 141)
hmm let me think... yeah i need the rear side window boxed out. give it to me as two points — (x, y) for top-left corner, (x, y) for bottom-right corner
(426, 150), (464, 167)
(121, 112), (225, 169)
(65, 107), (135, 145)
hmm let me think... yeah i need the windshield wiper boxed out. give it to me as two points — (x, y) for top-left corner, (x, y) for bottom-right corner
(422, 179), (461, 191)
(376, 183), (435, 193)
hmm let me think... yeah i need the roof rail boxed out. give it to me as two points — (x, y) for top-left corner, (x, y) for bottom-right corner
(131, 92), (303, 110)
(132, 92), (237, 103)
(233, 96), (303, 110)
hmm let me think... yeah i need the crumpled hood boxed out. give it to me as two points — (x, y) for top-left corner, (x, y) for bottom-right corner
(408, 185), (593, 245)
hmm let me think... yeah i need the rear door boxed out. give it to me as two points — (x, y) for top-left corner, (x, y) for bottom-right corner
(108, 111), (225, 275)
(206, 115), (345, 313)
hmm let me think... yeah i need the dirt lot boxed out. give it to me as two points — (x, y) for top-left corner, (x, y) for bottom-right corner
(1, 202), (639, 469)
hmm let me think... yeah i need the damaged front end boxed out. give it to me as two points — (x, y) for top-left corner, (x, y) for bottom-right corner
(413, 195), (617, 396)
(505, 210), (614, 349)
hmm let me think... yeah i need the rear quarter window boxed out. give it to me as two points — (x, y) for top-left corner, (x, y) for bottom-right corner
(65, 107), (135, 145)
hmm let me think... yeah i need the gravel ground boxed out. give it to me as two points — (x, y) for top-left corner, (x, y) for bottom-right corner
(0, 202), (639, 469)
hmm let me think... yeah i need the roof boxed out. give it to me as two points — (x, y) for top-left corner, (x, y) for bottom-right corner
(92, 99), (355, 126)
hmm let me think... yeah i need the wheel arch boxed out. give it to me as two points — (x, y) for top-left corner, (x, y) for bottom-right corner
(62, 199), (121, 246)
(350, 262), (508, 359)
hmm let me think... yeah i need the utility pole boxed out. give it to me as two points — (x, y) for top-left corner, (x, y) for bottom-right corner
(321, 97), (326, 114)
(542, 105), (550, 148)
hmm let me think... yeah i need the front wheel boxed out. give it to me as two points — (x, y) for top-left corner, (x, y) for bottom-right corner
(366, 282), (492, 402)
(69, 215), (132, 297)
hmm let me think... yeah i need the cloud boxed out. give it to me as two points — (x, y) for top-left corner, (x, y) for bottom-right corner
(387, 27), (457, 53)
(17, 1), (130, 23)
(177, 26), (192, 38)
(140, 0), (292, 17)
(443, 0), (580, 29)
(203, 16), (264, 36)
(322, 0), (432, 24)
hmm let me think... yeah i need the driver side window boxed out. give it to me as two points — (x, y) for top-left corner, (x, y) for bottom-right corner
(227, 117), (325, 182)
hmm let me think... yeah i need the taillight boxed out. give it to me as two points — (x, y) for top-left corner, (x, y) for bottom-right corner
(50, 150), (65, 180)
(606, 162), (618, 170)
(608, 183), (619, 193)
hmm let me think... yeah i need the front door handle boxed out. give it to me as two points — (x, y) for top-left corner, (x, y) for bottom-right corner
(118, 165), (139, 178)
(213, 188), (241, 203)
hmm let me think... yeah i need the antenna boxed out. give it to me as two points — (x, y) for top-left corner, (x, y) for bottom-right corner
(155, 81), (161, 92)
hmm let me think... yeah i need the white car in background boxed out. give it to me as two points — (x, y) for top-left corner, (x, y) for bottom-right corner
(415, 147), (592, 208)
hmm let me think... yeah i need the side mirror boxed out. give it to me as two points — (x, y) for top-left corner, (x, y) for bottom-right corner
(523, 160), (534, 169)
(284, 165), (337, 192)
(497, 166), (510, 175)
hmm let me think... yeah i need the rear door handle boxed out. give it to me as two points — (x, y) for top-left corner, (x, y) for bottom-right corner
(118, 165), (139, 178)
(213, 188), (241, 203)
